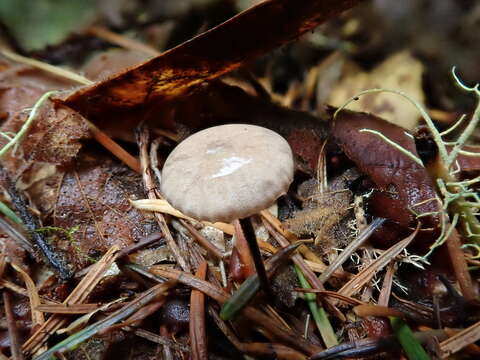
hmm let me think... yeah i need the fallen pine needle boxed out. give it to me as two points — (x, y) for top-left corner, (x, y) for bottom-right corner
(131, 199), (234, 234)
(190, 261), (208, 360)
(353, 304), (403, 318)
(10, 263), (44, 328)
(23, 246), (119, 355)
(339, 226), (419, 297)
(440, 320), (480, 358)
(34, 282), (172, 360)
(35, 304), (101, 314)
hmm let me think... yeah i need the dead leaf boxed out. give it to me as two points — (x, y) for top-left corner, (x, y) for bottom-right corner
(0, 62), (89, 179)
(0, 101), (90, 165)
(328, 51), (425, 130)
(53, 150), (160, 269)
(63, 0), (365, 115)
(331, 109), (440, 233)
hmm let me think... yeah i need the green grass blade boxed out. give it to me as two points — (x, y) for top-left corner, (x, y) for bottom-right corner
(390, 316), (431, 360)
(220, 274), (259, 320)
(0, 200), (22, 224)
(294, 265), (338, 347)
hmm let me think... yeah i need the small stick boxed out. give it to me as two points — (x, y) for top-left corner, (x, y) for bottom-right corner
(0, 166), (72, 279)
(378, 261), (395, 307)
(136, 124), (190, 272)
(3, 291), (23, 360)
(318, 218), (384, 284)
(238, 217), (273, 299)
(190, 261), (208, 360)
(88, 26), (160, 57)
(86, 121), (141, 173)
(446, 228), (476, 301)
(179, 219), (224, 259)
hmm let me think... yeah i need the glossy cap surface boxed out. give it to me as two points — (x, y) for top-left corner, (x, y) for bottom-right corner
(161, 124), (294, 222)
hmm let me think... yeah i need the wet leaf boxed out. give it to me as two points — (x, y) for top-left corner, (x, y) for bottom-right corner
(53, 150), (160, 269)
(331, 110), (440, 232)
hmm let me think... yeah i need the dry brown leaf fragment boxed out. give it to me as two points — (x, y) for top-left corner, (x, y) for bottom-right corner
(53, 151), (159, 269)
(328, 51), (425, 130)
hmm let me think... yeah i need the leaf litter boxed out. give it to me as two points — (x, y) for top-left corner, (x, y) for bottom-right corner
(0, 1), (480, 359)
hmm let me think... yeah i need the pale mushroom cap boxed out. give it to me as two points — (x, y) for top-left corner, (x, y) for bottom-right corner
(161, 124), (294, 223)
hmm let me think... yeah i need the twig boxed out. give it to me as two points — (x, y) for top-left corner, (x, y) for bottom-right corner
(33, 282), (173, 360)
(318, 218), (384, 284)
(23, 246), (119, 355)
(446, 228), (476, 301)
(136, 124), (190, 272)
(3, 290), (24, 360)
(88, 26), (160, 57)
(339, 226), (419, 297)
(86, 121), (141, 173)
(440, 321), (480, 358)
(0, 48), (92, 85)
(190, 261), (208, 360)
(0, 166), (72, 279)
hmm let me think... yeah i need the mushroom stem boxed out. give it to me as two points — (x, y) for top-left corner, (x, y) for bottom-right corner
(238, 217), (273, 299)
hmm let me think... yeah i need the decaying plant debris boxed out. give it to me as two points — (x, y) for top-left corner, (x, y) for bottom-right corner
(0, 0), (480, 359)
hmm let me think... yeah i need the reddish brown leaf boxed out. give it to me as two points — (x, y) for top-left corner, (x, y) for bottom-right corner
(53, 150), (159, 269)
(190, 261), (208, 360)
(331, 110), (440, 235)
(63, 0), (365, 115)
(0, 62), (89, 171)
(452, 145), (480, 175)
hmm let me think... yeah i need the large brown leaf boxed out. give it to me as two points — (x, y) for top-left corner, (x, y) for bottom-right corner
(331, 109), (440, 235)
(63, 0), (364, 115)
(52, 150), (159, 269)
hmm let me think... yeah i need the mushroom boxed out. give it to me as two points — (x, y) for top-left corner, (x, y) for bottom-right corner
(161, 124), (294, 295)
